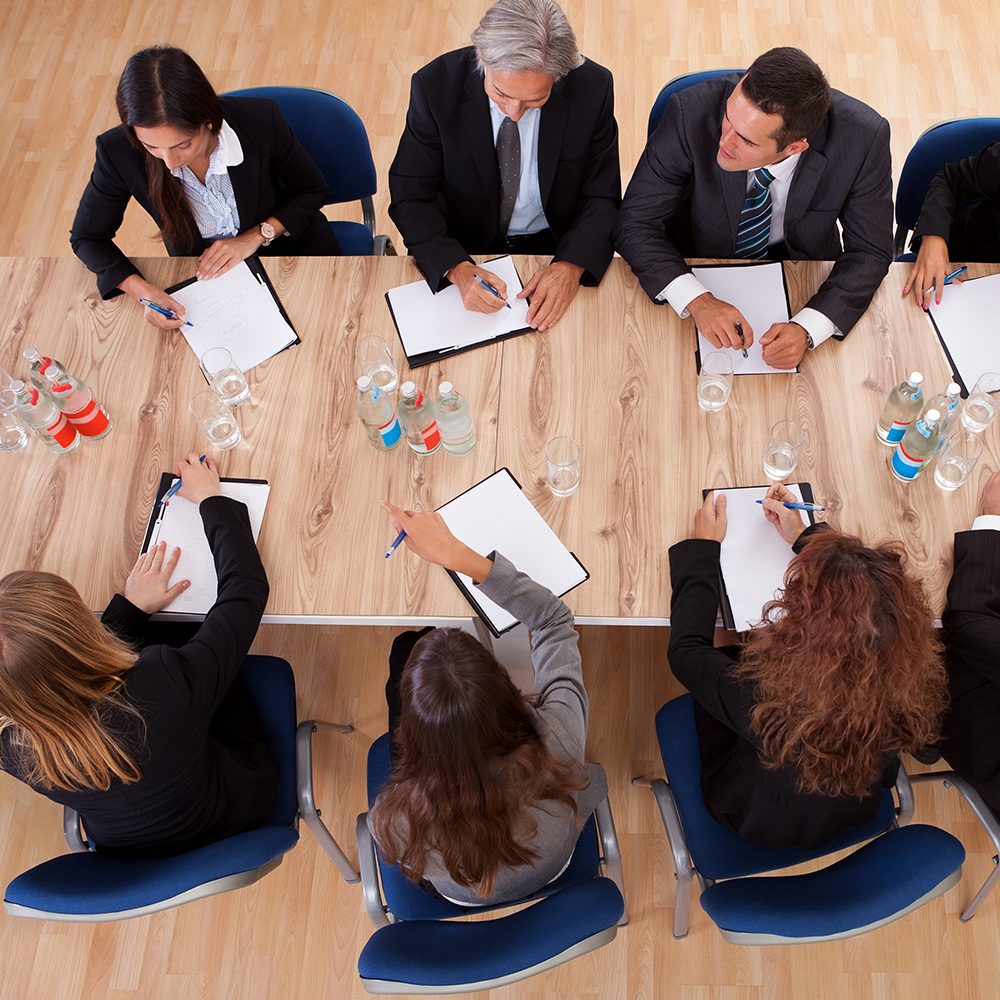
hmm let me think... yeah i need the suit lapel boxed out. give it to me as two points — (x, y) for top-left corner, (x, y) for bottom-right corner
(538, 83), (568, 205)
(227, 132), (260, 230)
(461, 72), (499, 222)
(723, 168), (747, 246)
(784, 119), (829, 234)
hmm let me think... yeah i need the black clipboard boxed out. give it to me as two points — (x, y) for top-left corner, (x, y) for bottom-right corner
(435, 468), (590, 638)
(385, 257), (533, 369)
(701, 482), (816, 630)
(692, 261), (797, 374)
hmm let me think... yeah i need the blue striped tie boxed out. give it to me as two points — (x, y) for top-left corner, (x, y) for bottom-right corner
(734, 167), (776, 259)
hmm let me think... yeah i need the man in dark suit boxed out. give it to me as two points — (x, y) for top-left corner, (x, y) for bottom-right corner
(941, 472), (1000, 817)
(388, 0), (620, 333)
(615, 47), (893, 370)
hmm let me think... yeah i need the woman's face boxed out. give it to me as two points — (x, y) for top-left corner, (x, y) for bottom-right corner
(132, 122), (215, 172)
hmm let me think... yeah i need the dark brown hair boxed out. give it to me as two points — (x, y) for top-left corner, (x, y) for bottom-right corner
(734, 530), (947, 798)
(742, 47), (832, 150)
(369, 628), (587, 897)
(115, 46), (224, 251)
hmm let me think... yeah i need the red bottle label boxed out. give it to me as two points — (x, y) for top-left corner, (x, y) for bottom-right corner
(422, 421), (441, 449)
(46, 412), (77, 449)
(64, 398), (110, 436)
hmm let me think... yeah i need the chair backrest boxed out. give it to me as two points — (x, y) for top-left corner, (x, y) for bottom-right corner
(647, 69), (743, 138)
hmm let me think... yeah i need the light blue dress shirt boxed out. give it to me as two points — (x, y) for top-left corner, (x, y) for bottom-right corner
(170, 120), (242, 240)
(487, 101), (550, 235)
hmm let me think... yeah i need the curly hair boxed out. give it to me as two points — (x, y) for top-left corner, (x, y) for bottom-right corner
(734, 530), (947, 798)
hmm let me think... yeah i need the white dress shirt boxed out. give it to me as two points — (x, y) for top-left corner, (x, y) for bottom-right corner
(972, 515), (1000, 531)
(657, 151), (840, 349)
(170, 120), (243, 240)
(488, 102), (550, 235)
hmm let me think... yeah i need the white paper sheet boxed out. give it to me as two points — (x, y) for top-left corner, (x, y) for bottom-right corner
(144, 480), (271, 615)
(926, 273), (1000, 393)
(171, 261), (297, 373)
(436, 469), (588, 633)
(692, 262), (794, 374)
(714, 484), (808, 631)
(386, 255), (531, 359)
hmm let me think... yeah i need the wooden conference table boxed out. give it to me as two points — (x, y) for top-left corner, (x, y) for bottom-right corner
(0, 255), (995, 623)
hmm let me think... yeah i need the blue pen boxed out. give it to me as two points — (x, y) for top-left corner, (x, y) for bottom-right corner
(756, 500), (826, 512)
(472, 274), (512, 309)
(384, 529), (407, 559)
(924, 265), (968, 297)
(138, 297), (194, 327)
(160, 455), (208, 507)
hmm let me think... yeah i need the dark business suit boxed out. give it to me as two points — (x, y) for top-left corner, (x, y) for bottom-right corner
(667, 527), (897, 850)
(388, 47), (621, 291)
(941, 527), (1000, 815)
(614, 76), (893, 337)
(70, 96), (339, 299)
(912, 142), (1000, 261)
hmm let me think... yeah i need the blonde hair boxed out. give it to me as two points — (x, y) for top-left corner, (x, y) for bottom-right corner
(0, 571), (143, 791)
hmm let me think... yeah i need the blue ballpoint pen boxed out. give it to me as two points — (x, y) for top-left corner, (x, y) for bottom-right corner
(160, 455), (208, 507)
(472, 274), (512, 309)
(756, 499), (826, 512)
(384, 529), (407, 559)
(924, 265), (968, 297)
(138, 297), (194, 327)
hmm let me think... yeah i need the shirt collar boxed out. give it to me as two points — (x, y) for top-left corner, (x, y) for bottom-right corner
(759, 150), (801, 182)
(487, 100), (540, 126)
(169, 119), (243, 179)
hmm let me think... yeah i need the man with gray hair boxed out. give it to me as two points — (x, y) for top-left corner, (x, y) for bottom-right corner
(389, 0), (620, 332)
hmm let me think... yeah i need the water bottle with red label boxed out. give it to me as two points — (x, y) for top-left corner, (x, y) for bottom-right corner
(44, 363), (113, 439)
(397, 381), (441, 455)
(22, 347), (66, 394)
(9, 379), (79, 453)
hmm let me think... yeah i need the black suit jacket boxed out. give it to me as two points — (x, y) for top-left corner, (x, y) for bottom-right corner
(388, 47), (621, 290)
(70, 96), (334, 298)
(667, 530), (897, 850)
(614, 76), (893, 336)
(941, 527), (1000, 813)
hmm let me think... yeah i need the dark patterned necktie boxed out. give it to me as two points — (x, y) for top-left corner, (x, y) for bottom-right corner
(496, 116), (521, 236)
(734, 166), (776, 259)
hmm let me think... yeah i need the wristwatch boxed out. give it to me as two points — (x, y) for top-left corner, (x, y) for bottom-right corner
(804, 330), (815, 350)
(259, 222), (277, 246)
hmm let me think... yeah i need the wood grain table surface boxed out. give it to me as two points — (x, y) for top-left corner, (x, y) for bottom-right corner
(0, 254), (995, 622)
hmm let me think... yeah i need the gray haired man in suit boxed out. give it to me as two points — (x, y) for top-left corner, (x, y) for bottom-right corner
(614, 48), (892, 370)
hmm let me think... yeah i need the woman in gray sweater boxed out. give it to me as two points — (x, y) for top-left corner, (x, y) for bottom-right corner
(370, 502), (607, 906)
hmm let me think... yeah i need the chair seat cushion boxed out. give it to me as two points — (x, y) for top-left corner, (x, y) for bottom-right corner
(332, 221), (374, 256)
(358, 876), (623, 988)
(699, 824), (965, 939)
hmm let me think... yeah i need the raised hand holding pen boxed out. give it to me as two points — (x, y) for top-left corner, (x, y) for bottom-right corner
(760, 482), (809, 545)
(119, 274), (189, 331)
(175, 452), (221, 505)
(901, 235), (956, 308)
(687, 292), (753, 351)
(446, 261), (509, 314)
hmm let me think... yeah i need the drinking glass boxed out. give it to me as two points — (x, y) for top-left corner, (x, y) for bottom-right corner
(960, 372), (1000, 434)
(356, 336), (399, 395)
(697, 351), (735, 412)
(763, 420), (804, 481)
(0, 389), (28, 454)
(934, 430), (984, 491)
(546, 436), (581, 497)
(190, 390), (241, 450)
(200, 347), (250, 406)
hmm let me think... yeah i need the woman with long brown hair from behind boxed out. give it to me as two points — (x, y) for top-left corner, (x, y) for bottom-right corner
(667, 482), (947, 850)
(370, 502), (606, 905)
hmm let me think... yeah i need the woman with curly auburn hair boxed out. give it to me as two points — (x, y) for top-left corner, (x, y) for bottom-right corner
(667, 482), (947, 850)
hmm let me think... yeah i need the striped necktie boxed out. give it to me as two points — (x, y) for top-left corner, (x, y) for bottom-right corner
(734, 167), (776, 259)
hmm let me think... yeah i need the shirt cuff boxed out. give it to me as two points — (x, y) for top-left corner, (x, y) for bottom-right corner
(657, 273), (710, 318)
(972, 514), (1000, 532)
(792, 307), (841, 349)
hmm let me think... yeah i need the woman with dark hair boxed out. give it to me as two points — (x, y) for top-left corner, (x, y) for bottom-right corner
(667, 483), (947, 850)
(370, 501), (607, 905)
(70, 46), (339, 329)
(0, 453), (277, 857)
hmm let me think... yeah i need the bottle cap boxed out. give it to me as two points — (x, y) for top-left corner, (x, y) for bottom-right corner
(23, 347), (38, 362)
(908, 372), (924, 386)
(946, 382), (961, 397)
(439, 381), (454, 396)
(44, 364), (64, 381)
(356, 375), (373, 391)
(925, 408), (941, 423)
(400, 381), (416, 397)
(10, 379), (25, 392)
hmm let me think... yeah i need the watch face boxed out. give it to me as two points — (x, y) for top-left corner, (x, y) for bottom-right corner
(261, 223), (276, 240)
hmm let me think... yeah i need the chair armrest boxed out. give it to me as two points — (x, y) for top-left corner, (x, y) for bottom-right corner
(894, 761), (916, 827)
(356, 812), (390, 928)
(63, 807), (89, 853)
(593, 796), (627, 925)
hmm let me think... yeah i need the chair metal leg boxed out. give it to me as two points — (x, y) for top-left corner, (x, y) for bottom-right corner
(356, 813), (391, 927)
(296, 720), (360, 883)
(593, 797), (628, 926)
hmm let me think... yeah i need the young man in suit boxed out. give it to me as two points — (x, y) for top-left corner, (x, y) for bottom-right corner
(615, 47), (893, 370)
(388, 0), (621, 333)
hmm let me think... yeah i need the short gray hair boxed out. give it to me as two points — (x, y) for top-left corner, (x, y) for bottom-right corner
(472, 0), (583, 80)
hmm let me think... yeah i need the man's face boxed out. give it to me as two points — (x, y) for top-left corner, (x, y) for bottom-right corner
(483, 68), (554, 122)
(715, 80), (807, 172)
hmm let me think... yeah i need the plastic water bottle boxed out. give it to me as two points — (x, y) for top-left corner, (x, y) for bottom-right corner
(356, 375), (401, 450)
(397, 381), (442, 455)
(927, 382), (962, 449)
(436, 381), (477, 455)
(876, 372), (924, 446)
(22, 347), (66, 394)
(9, 379), (79, 453)
(890, 408), (941, 482)
(44, 364), (113, 439)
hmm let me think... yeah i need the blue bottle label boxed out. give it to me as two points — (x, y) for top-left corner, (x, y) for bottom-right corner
(891, 441), (924, 480)
(379, 413), (401, 447)
(885, 419), (911, 444)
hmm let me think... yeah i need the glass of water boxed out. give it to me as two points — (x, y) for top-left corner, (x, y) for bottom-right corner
(960, 372), (1000, 434)
(697, 351), (735, 412)
(763, 420), (804, 482)
(190, 390), (241, 450)
(546, 436), (581, 497)
(0, 389), (28, 454)
(356, 336), (399, 396)
(934, 430), (983, 491)
(200, 347), (250, 406)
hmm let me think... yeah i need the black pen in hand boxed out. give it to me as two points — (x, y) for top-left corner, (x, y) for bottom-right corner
(735, 321), (748, 359)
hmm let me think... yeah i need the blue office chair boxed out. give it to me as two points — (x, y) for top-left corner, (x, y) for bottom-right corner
(647, 69), (743, 138)
(3, 655), (358, 921)
(634, 695), (965, 943)
(894, 117), (1000, 259)
(354, 733), (626, 994)
(225, 86), (389, 255)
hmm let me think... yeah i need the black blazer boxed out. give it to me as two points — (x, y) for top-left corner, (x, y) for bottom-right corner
(614, 76), (894, 337)
(70, 96), (334, 298)
(667, 530), (897, 850)
(0, 497), (276, 855)
(388, 47), (621, 290)
(941, 527), (1000, 813)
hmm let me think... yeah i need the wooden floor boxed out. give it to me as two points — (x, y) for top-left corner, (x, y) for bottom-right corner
(3, 0), (1000, 997)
